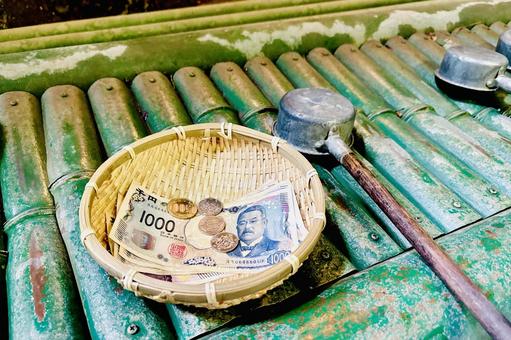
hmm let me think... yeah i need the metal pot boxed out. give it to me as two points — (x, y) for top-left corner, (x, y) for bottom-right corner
(436, 45), (511, 92)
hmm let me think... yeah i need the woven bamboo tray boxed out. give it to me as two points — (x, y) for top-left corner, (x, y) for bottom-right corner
(79, 123), (325, 308)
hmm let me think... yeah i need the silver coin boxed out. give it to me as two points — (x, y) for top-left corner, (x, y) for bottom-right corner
(198, 197), (223, 216)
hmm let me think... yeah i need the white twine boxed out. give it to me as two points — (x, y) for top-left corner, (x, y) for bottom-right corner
(305, 169), (318, 186)
(313, 212), (327, 225)
(79, 227), (96, 245)
(219, 122), (233, 139)
(122, 145), (136, 159)
(284, 254), (300, 275)
(122, 269), (139, 293)
(171, 126), (187, 140)
(85, 181), (99, 193)
(271, 136), (282, 152)
(205, 282), (218, 305)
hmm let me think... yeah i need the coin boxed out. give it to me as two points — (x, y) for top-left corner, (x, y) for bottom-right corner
(198, 216), (226, 235)
(210, 232), (239, 253)
(198, 197), (223, 216)
(167, 198), (198, 219)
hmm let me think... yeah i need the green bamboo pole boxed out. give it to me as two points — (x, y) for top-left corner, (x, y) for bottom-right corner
(173, 67), (240, 124)
(0, 91), (84, 339)
(1, 0), (511, 95)
(210, 61), (276, 134)
(0, 0), (339, 43)
(88, 77), (148, 156)
(41, 84), (173, 339)
(0, 0), (420, 54)
(131, 71), (192, 133)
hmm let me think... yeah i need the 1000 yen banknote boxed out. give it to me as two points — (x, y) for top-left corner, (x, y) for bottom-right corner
(109, 182), (307, 274)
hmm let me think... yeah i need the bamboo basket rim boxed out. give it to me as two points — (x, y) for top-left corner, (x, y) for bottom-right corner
(79, 123), (325, 308)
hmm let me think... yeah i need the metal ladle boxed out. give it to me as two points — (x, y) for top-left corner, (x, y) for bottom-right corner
(274, 88), (511, 339)
(436, 45), (511, 92)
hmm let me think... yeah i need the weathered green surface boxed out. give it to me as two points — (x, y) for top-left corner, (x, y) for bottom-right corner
(0, 0), (358, 42)
(0, 92), (54, 219)
(335, 44), (511, 213)
(355, 115), (480, 231)
(41, 85), (103, 184)
(131, 71), (192, 133)
(386, 35), (511, 142)
(305, 48), (481, 232)
(42, 85), (173, 339)
(451, 26), (494, 49)
(330, 165), (411, 249)
(471, 24), (499, 46)
(210, 61), (276, 134)
(244, 56), (294, 108)
(173, 66), (240, 124)
(0, 92), (84, 339)
(5, 213), (85, 339)
(2, 0), (511, 95)
(276, 51), (335, 90)
(212, 208), (511, 339)
(317, 165), (402, 269)
(88, 77), (147, 156)
(361, 39), (511, 166)
(0, 0), (420, 54)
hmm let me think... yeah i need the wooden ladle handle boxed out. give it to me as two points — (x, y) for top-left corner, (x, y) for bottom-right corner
(341, 151), (511, 339)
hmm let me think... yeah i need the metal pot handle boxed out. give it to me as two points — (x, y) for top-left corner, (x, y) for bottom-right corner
(495, 74), (511, 93)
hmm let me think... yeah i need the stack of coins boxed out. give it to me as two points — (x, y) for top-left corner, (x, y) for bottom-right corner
(197, 197), (239, 253)
(166, 197), (239, 253)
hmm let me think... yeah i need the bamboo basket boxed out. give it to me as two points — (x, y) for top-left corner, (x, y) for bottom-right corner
(79, 123), (325, 308)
